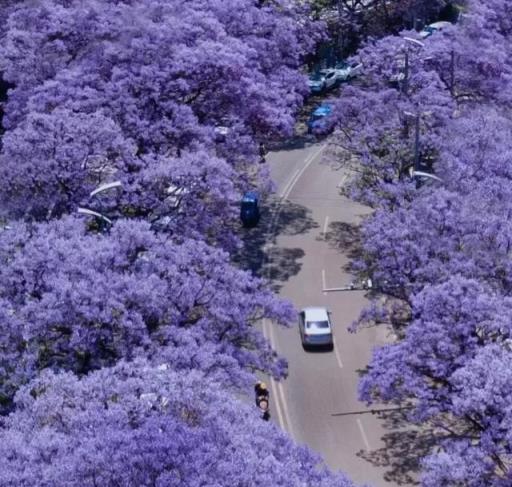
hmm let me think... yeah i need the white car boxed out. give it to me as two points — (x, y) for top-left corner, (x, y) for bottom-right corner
(419, 21), (452, 39)
(334, 60), (363, 82)
(308, 69), (338, 94)
(299, 307), (334, 350)
(319, 68), (338, 90)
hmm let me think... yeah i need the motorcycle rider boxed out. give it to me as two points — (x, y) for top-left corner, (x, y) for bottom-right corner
(254, 381), (269, 403)
(254, 382), (270, 420)
(259, 143), (267, 163)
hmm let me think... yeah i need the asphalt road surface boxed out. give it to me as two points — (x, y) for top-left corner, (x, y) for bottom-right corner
(255, 138), (416, 487)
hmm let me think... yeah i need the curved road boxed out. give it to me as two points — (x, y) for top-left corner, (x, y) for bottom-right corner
(260, 140), (408, 487)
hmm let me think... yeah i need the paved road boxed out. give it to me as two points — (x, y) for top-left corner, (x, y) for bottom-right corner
(258, 139), (413, 486)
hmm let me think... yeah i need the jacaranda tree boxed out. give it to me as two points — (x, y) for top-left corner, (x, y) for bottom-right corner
(0, 0), (321, 240)
(341, 0), (512, 484)
(0, 2), (364, 486)
(0, 360), (358, 487)
(0, 216), (293, 407)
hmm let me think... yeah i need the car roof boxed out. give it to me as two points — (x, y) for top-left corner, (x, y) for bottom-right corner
(428, 21), (451, 29)
(312, 104), (332, 116)
(302, 307), (329, 321)
(242, 191), (259, 202)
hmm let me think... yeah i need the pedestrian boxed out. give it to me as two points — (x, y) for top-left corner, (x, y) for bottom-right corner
(259, 143), (267, 163)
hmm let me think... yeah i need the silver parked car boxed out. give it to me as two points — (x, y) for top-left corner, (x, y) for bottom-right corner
(299, 307), (334, 350)
(419, 21), (452, 39)
(318, 68), (339, 90)
(334, 60), (363, 82)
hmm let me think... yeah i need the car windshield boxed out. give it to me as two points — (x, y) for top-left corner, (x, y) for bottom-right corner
(311, 106), (331, 120)
(310, 73), (324, 81)
(306, 320), (329, 329)
(311, 114), (325, 122)
(241, 201), (256, 211)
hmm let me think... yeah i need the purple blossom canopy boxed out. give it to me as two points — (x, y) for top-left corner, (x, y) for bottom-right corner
(0, 360), (357, 487)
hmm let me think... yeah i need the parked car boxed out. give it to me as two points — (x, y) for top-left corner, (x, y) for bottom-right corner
(318, 68), (338, 90)
(334, 60), (363, 82)
(419, 21), (452, 39)
(213, 125), (230, 143)
(240, 191), (260, 227)
(308, 68), (338, 94)
(307, 103), (333, 134)
(308, 72), (326, 94)
(299, 307), (334, 350)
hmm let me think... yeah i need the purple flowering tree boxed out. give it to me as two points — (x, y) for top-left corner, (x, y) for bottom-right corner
(421, 344), (512, 486)
(328, 1), (512, 483)
(0, 2), (364, 485)
(0, 0), (321, 234)
(0, 216), (293, 406)
(326, 32), (454, 207)
(0, 360), (357, 487)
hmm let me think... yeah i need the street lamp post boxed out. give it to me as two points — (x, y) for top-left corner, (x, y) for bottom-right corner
(77, 207), (113, 232)
(413, 112), (420, 172)
(403, 111), (445, 187)
(323, 278), (373, 293)
(403, 111), (421, 173)
(78, 180), (123, 231)
(449, 49), (455, 96)
(403, 49), (409, 96)
(332, 405), (414, 417)
(400, 37), (425, 97)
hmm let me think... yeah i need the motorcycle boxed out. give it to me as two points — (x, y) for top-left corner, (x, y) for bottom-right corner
(254, 382), (270, 421)
(256, 395), (270, 421)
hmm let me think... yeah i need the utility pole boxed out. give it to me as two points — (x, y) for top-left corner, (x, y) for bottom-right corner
(449, 49), (455, 96)
(413, 113), (420, 172)
(400, 37), (424, 97)
(323, 278), (373, 293)
(402, 49), (409, 97)
(337, 0), (344, 58)
(332, 405), (414, 417)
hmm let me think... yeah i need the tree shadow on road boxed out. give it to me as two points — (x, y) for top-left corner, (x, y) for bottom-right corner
(321, 220), (364, 265)
(233, 199), (318, 290)
(356, 408), (441, 486)
(266, 134), (316, 152)
(264, 247), (305, 292)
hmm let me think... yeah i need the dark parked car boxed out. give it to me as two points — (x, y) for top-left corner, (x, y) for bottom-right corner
(240, 191), (260, 227)
(307, 103), (333, 134)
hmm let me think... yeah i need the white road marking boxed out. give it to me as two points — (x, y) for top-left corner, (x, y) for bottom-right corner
(262, 319), (286, 428)
(269, 377), (286, 429)
(323, 215), (329, 234)
(262, 143), (327, 435)
(274, 378), (294, 439)
(356, 418), (371, 452)
(337, 173), (348, 188)
(280, 169), (300, 199)
(333, 337), (344, 368)
(281, 144), (327, 200)
(321, 269), (327, 295)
